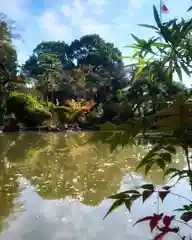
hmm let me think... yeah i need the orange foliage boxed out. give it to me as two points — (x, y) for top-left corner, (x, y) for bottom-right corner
(66, 99), (96, 113)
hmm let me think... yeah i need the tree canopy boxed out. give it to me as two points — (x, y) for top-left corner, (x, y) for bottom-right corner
(22, 34), (127, 104)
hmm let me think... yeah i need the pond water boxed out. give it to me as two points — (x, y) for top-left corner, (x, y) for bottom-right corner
(0, 132), (191, 240)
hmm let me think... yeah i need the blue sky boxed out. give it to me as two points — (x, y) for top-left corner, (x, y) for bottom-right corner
(1, 0), (192, 84)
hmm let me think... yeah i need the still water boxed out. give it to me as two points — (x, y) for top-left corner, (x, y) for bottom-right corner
(0, 132), (191, 239)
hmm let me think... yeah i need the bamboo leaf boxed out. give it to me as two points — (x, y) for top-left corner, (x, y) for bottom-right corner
(142, 190), (154, 202)
(136, 157), (153, 172)
(131, 194), (141, 201)
(159, 152), (172, 164)
(138, 24), (158, 30)
(109, 190), (140, 200)
(125, 199), (132, 211)
(165, 145), (176, 154)
(124, 45), (140, 49)
(175, 64), (182, 81)
(131, 34), (146, 45)
(164, 168), (179, 176)
(187, 6), (192, 12)
(160, 26), (171, 43)
(140, 184), (155, 191)
(153, 5), (161, 28)
(174, 208), (185, 212)
(162, 186), (173, 191)
(103, 199), (124, 219)
(145, 161), (154, 175)
(157, 159), (166, 170)
(151, 42), (169, 48)
(180, 62), (191, 77)
(109, 192), (128, 200)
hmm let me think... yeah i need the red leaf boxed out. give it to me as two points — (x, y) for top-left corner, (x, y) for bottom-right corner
(163, 215), (175, 226)
(153, 232), (166, 240)
(159, 191), (170, 202)
(150, 219), (157, 232)
(149, 213), (164, 232)
(181, 213), (192, 222)
(133, 216), (153, 226)
(134, 213), (163, 231)
(158, 226), (179, 233)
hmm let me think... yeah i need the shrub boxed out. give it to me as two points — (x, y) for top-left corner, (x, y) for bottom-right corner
(6, 92), (52, 127)
(102, 100), (120, 121)
(0, 106), (5, 126)
(118, 102), (133, 120)
(54, 106), (69, 124)
(55, 99), (96, 125)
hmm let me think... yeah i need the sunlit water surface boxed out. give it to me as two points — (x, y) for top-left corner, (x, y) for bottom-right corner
(0, 132), (191, 239)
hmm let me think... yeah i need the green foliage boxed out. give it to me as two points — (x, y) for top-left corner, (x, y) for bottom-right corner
(22, 34), (126, 104)
(187, 6), (192, 12)
(136, 143), (176, 174)
(0, 15), (18, 77)
(54, 106), (69, 124)
(0, 105), (5, 125)
(102, 101), (120, 120)
(93, 5), (192, 240)
(131, 6), (192, 82)
(22, 41), (70, 77)
(103, 184), (173, 219)
(6, 92), (52, 126)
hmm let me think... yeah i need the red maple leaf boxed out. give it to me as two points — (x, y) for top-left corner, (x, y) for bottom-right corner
(134, 213), (163, 232)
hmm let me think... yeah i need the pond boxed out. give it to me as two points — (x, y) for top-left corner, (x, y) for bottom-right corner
(0, 132), (191, 240)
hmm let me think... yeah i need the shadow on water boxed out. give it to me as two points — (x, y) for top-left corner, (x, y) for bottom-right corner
(0, 132), (187, 238)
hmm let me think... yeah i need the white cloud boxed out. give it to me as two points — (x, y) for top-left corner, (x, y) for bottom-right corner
(0, 0), (28, 20)
(62, 5), (72, 17)
(73, 0), (84, 17)
(87, 0), (108, 14)
(60, 0), (112, 38)
(61, 0), (85, 26)
(39, 11), (73, 41)
(80, 21), (111, 36)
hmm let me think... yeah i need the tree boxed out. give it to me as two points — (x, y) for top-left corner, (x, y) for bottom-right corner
(0, 13), (18, 77)
(23, 41), (71, 78)
(23, 36), (127, 104)
(0, 13), (19, 124)
(69, 34), (127, 101)
(23, 42), (73, 103)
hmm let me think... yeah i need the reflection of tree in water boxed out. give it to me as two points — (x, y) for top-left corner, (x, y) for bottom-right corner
(0, 133), (50, 163)
(0, 160), (20, 232)
(7, 132), (132, 206)
(3, 132), (186, 206)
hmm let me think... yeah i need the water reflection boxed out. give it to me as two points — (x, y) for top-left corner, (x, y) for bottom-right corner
(0, 159), (20, 231)
(0, 132), (187, 238)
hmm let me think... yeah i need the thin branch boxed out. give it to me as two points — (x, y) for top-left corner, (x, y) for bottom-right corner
(165, 192), (192, 203)
(174, 219), (192, 230)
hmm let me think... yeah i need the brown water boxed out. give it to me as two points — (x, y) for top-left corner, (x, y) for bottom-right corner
(0, 132), (191, 240)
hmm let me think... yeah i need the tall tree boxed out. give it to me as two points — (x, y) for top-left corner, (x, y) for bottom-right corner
(68, 34), (126, 101)
(0, 13), (19, 124)
(23, 36), (127, 103)
(23, 41), (71, 78)
(0, 14), (18, 89)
